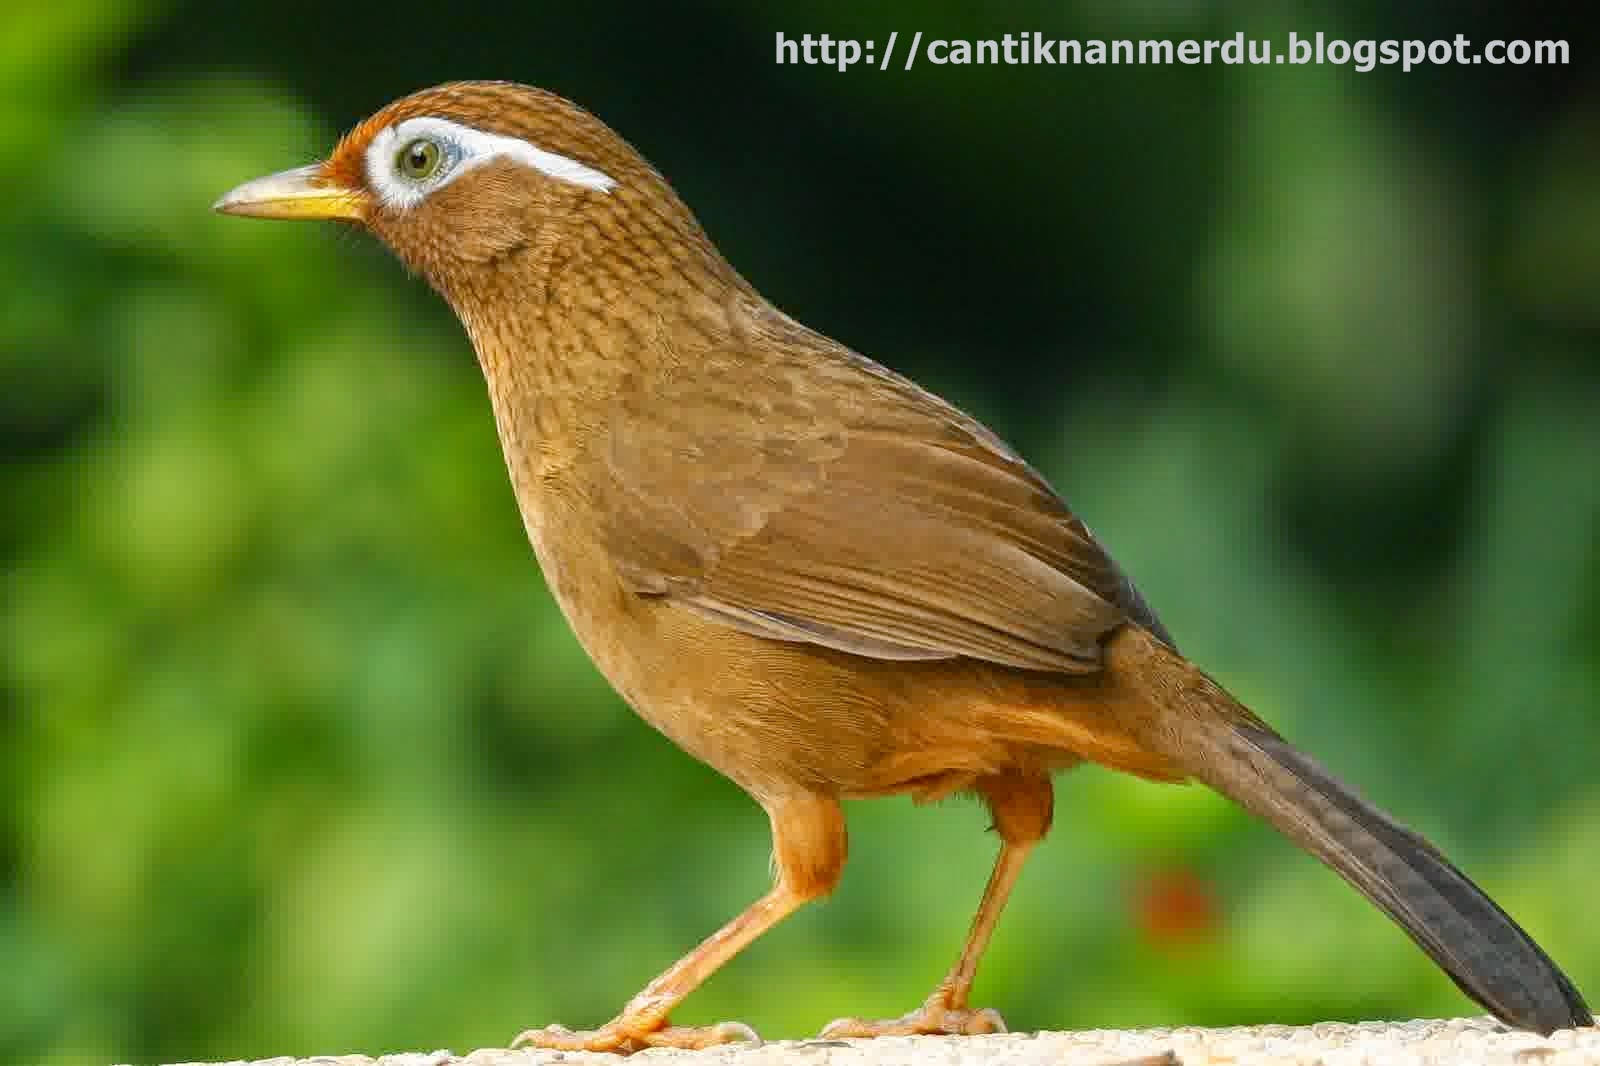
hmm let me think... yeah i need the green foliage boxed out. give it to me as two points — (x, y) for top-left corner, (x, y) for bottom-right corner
(3, 3), (1597, 1064)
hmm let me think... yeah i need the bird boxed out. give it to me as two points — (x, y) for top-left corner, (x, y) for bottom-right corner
(214, 81), (1591, 1053)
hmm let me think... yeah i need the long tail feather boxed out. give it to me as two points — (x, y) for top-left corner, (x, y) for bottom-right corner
(1109, 627), (1591, 1034)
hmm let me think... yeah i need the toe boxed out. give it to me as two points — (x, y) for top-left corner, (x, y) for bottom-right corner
(643, 1021), (761, 1050)
(711, 1021), (763, 1045)
(962, 1007), (1008, 1035)
(511, 1024), (621, 1053)
(513, 1019), (760, 1054)
(818, 1006), (1008, 1040)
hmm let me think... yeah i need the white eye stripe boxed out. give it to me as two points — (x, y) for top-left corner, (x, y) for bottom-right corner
(363, 116), (617, 210)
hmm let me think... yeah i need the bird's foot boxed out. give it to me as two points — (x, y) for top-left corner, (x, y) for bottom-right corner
(819, 995), (1007, 1039)
(512, 1017), (760, 1055)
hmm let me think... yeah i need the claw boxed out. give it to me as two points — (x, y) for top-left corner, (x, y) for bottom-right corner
(695, 1021), (762, 1046)
(512, 1017), (760, 1054)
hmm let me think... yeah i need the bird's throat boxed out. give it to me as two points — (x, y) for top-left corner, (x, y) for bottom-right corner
(451, 224), (750, 475)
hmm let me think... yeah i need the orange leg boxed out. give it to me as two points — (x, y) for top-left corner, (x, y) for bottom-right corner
(822, 771), (1052, 1039)
(514, 791), (846, 1054)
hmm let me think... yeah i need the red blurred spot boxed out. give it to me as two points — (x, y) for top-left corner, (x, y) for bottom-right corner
(1131, 865), (1220, 948)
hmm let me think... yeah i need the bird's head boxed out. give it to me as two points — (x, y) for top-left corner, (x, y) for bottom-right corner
(215, 81), (719, 308)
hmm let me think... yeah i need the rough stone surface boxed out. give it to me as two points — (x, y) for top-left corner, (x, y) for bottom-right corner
(148, 1017), (1600, 1066)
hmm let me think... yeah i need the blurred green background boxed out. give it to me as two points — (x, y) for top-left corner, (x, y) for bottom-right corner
(5, 2), (1599, 1063)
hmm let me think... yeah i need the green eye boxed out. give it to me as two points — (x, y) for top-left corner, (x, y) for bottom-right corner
(396, 137), (442, 180)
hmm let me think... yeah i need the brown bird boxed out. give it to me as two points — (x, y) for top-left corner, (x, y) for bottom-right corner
(215, 82), (1590, 1052)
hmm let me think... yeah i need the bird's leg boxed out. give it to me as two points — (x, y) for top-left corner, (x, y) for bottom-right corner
(514, 790), (846, 1054)
(822, 772), (1051, 1039)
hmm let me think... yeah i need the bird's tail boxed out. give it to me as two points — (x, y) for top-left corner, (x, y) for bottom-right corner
(1105, 625), (1592, 1035)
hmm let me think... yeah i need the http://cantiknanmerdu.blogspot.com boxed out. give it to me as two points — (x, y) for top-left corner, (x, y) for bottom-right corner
(774, 30), (1570, 74)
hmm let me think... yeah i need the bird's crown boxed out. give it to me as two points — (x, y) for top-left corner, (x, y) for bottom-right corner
(322, 81), (638, 208)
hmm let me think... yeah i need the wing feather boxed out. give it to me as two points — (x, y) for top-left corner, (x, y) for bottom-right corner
(601, 311), (1164, 672)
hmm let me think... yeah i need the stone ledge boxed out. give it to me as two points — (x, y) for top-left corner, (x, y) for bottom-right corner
(152, 1017), (1600, 1066)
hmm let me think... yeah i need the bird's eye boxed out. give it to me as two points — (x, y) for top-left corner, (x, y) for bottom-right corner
(396, 138), (443, 181)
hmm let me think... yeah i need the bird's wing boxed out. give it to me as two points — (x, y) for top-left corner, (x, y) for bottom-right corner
(601, 318), (1154, 673)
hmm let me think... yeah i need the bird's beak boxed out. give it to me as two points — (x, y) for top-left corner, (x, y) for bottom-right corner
(212, 163), (369, 223)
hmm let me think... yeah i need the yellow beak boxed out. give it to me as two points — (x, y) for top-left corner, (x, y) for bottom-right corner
(212, 164), (368, 222)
